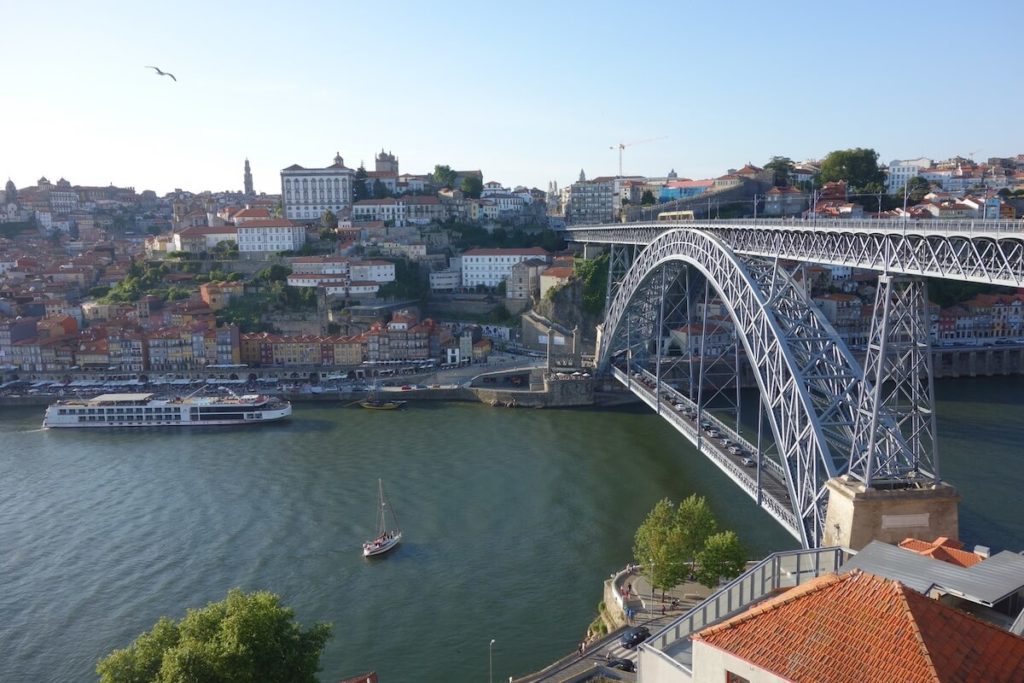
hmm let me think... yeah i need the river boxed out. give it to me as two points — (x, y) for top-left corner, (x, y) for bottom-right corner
(0, 377), (1021, 682)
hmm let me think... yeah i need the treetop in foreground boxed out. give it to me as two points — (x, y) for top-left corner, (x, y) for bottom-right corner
(97, 588), (332, 683)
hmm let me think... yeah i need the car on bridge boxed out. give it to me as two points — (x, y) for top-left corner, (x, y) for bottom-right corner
(741, 457), (755, 467)
(606, 657), (636, 672)
(620, 625), (651, 649)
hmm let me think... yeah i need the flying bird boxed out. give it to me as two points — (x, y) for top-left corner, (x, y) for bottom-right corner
(146, 66), (177, 82)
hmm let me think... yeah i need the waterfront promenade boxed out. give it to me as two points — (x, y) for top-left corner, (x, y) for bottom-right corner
(514, 567), (713, 682)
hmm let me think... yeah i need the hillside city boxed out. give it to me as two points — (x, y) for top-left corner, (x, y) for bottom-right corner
(2, 149), (1023, 379)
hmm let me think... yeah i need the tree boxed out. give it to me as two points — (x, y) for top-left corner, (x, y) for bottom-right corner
(633, 498), (688, 598)
(96, 588), (332, 683)
(764, 156), (794, 187)
(461, 174), (483, 198)
(353, 165), (370, 203)
(693, 530), (747, 588)
(432, 164), (457, 188)
(640, 190), (656, 205)
(902, 176), (931, 204)
(372, 178), (388, 199)
(321, 209), (337, 229)
(818, 148), (884, 189)
(675, 493), (717, 574)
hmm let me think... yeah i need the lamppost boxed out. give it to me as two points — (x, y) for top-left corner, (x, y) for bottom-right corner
(489, 638), (496, 683)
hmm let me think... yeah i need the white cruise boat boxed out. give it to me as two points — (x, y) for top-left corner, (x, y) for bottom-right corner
(42, 391), (291, 428)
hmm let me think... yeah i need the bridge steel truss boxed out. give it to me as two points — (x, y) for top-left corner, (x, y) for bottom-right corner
(597, 229), (913, 548)
(569, 219), (1024, 288)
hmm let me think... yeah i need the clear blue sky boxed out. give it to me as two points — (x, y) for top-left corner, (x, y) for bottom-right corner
(4, 0), (1022, 196)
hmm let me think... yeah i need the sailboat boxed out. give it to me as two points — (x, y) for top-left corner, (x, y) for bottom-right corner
(362, 479), (402, 558)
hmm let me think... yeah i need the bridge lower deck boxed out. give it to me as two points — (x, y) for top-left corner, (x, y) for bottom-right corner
(612, 365), (799, 539)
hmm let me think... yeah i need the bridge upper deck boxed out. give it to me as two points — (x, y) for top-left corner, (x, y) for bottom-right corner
(567, 218), (1024, 287)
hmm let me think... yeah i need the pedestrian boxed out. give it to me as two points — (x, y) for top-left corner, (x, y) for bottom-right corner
(627, 582), (632, 596)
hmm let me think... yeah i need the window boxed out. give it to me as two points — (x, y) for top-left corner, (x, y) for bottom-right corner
(726, 673), (750, 683)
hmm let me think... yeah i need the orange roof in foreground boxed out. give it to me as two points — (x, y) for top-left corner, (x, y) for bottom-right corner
(693, 570), (1024, 683)
(899, 536), (984, 568)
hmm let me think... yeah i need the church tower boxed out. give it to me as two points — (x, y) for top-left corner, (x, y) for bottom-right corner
(4, 179), (16, 205)
(243, 159), (254, 195)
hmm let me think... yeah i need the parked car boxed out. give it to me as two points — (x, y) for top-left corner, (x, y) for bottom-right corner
(620, 625), (651, 649)
(741, 457), (755, 467)
(606, 657), (636, 672)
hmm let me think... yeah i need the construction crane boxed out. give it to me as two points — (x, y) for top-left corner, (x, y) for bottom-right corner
(610, 136), (668, 176)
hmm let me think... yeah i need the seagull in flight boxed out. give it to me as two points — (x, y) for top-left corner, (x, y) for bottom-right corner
(146, 66), (177, 82)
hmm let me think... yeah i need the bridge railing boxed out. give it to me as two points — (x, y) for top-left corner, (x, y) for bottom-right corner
(613, 366), (799, 535)
(568, 216), (1024, 236)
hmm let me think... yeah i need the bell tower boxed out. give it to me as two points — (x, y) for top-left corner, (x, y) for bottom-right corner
(243, 159), (254, 195)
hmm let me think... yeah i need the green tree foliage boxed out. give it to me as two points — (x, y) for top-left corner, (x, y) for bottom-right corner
(320, 209), (337, 229)
(448, 222), (565, 252)
(575, 253), (609, 316)
(901, 176), (932, 204)
(693, 530), (747, 588)
(633, 494), (744, 593)
(432, 164), (457, 188)
(640, 190), (656, 205)
(373, 179), (390, 199)
(633, 498), (688, 595)
(764, 156), (794, 187)
(353, 165), (370, 203)
(675, 494), (718, 573)
(96, 588), (332, 683)
(461, 174), (483, 198)
(819, 148), (884, 189)
(376, 259), (427, 301)
(254, 265), (292, 283)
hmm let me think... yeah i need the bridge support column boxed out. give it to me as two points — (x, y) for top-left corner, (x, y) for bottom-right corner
(830, 274), (957, 550)
(848, 274), (939, 486)
(823, 476), (960, 551)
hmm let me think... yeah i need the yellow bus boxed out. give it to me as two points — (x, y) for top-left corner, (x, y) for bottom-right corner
(655, 210), (695, 222)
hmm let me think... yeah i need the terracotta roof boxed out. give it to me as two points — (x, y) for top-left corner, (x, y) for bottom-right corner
(236, 219), (296, 229)
(693, 570), (1024, 683)
(233, 207), (271, 219)
(899, 537), (985, 568)
(541, 266), (574, 279)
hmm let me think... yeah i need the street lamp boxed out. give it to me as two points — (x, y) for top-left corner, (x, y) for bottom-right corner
(489, 638), (496, 683)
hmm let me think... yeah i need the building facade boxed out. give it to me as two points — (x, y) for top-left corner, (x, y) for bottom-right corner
(280, 153), (354, 221)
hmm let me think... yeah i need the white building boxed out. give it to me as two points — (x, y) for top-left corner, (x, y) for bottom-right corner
(289, 255), (349, 275)
(430, 269), (461, 292)
(349, 260), (396, 283)
(886, 157), (932, 193)
(236, 219), (306, 254)
(461, 247), (550, 288)
(280, 153), (354, 222)
(351, 196), (447, 226)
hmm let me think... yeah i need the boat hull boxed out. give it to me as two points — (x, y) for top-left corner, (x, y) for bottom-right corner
(358, 400), (404, 410)
(363, 531), (402, 557)
(42, 395), (292, 428)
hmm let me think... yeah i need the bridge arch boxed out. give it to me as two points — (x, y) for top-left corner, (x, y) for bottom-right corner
(597, 229), (905, 547)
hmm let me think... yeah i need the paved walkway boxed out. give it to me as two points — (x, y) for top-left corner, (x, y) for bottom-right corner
(513, 567), (714, 682)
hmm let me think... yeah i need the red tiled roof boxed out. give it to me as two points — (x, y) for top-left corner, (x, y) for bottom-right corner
(233, 207), (271, 219)
(542, 266), (574, 279)
(694, 570), (1024, 683)
(236, 219), (296, 229)
(899, 537), (984, 568)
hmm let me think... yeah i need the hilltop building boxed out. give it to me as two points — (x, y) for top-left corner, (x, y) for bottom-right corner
(280, 153), (354, 222)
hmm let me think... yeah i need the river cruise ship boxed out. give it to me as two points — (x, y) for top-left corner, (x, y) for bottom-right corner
(42, 392), (292, 428)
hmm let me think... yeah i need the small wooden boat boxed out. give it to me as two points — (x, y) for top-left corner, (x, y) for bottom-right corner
(363, 479), (402, 558)
(358, 397), (406, 410)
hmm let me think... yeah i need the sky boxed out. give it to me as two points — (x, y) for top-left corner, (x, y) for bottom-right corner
(4, 0), (1024, 196)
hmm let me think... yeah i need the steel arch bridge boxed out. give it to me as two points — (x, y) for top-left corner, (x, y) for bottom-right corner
(572, 218), (1024, 547)
(599, 229), (916, 546)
